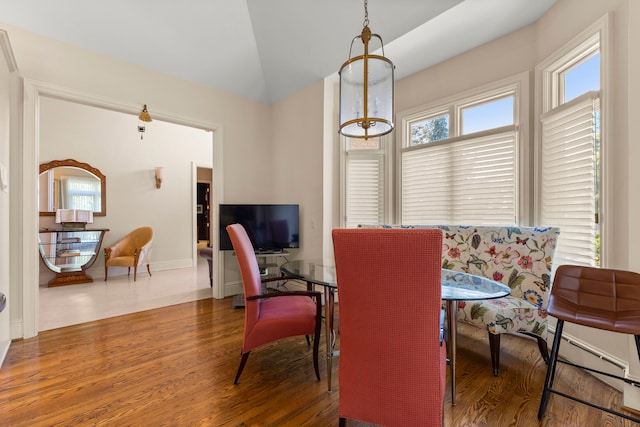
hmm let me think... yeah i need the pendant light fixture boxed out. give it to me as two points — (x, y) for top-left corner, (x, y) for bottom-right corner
(339, 0), (394, 140)
(138, 104), (152, 140)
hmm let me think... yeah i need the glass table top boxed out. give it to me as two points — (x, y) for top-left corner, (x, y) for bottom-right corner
(280, 259), (510, 301)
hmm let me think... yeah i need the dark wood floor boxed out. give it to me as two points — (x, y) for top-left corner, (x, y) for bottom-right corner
(1, 297), (638, 426)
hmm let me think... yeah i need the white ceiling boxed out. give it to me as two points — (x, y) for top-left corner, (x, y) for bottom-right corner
(0, 0), (556, 105)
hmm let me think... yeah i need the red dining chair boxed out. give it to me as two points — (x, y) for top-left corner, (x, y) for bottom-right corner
(332, 228), (446, 427)
(227, 223), (322, 384)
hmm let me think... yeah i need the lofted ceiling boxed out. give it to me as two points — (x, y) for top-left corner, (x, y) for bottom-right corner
(0, 0), (556, 105)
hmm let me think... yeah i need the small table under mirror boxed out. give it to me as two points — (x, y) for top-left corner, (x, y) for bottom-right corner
(39, 228), (109, 286)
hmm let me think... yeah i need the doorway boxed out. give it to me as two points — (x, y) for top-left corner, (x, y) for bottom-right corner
(197, 177), (212, 246)
(20, 79), (225, 338)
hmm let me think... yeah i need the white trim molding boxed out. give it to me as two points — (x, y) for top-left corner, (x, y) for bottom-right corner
(0, 30), (18, 73)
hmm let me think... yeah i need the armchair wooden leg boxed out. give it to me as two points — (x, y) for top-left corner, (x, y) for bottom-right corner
(536, 336), (549, 364)
(339, 417), (347, 427)
(146, 264), (152, 277)
(488, 332), (501, 376)
(134, 265), (138, 281)
(234, 352), (251, 385)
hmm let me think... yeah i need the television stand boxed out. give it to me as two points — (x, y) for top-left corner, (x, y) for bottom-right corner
(254, 251), (289, 276)
(232, 251), (290, 309)
(255, 249), (285, 255)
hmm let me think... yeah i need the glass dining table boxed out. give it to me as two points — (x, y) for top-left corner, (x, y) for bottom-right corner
(280, 259), (510, 403)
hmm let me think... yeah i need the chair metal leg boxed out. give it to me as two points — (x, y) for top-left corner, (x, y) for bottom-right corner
(538, 320), (564, 419)
(313, 294), (322, 381)
(539, 320), (640, 423)
(234, 352), (251, 385)
(488, 332), (501, 376)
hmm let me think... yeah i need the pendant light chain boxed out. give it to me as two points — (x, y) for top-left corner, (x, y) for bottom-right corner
(363, 0), (369, 27)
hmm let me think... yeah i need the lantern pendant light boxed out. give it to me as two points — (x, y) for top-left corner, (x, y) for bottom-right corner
(339, 0), (395, 140)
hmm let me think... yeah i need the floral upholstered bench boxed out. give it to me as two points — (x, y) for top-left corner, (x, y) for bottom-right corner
(359, 224), (560, 375)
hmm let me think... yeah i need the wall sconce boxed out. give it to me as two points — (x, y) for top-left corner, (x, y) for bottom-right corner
(155, 167), (164, 189)
(138, 104), (152, 140)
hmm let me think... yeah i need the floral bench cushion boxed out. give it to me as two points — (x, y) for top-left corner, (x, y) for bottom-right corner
(360, 224), (560, 337)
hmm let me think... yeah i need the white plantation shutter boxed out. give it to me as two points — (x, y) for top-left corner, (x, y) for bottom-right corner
(401, 126), (517, 225)
(540, 92), (599, 267)
(345, 153), (384, 228)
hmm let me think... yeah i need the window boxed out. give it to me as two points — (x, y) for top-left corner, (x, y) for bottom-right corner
(398, 75), (526, 226)
(410, 113), (449, 145)
(537, 18), (606, 268)
(341, 137), (389, 228)
(461, 96), (514, 135)
(58, 176), (101, 211)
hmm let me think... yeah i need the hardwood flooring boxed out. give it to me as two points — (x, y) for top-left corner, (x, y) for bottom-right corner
(1, 297), (638, 426)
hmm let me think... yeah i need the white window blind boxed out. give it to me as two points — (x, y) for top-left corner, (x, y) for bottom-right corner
(59, 176), (101, 211)
(401, 127), (517, 225)
(345, 154), (384, 228)
(540, 93), (599, 267)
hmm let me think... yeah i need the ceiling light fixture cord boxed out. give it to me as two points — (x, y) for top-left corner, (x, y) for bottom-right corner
(363, 0), (369, 27)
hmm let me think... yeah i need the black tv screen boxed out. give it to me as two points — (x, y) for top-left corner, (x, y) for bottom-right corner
(219, 204), (300, 252)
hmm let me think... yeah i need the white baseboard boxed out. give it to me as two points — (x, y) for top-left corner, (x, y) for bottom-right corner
(0, 339), (9, 367)
(10, 320), (22, 341)
(224, 281), (242, 298)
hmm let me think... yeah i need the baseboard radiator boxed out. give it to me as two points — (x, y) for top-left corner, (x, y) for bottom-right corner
(547, 326), (629, 390)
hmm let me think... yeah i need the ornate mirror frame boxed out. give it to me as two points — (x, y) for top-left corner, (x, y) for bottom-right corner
(39, 159), (107, 216)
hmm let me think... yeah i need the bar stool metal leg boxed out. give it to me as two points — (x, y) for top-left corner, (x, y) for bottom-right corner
(538, 319), (564, 419)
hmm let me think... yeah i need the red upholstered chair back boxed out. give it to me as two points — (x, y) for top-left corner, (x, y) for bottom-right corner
(227, 224), (262, 341)
(332, 228), (446, 427)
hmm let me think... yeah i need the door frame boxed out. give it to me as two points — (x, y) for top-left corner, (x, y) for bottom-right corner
(19, 79), (225, 338)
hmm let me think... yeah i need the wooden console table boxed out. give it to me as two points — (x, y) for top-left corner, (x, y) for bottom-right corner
(38, 228), (109, 287)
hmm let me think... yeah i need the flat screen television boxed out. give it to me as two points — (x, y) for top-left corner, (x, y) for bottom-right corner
(219, 204), (300, 252)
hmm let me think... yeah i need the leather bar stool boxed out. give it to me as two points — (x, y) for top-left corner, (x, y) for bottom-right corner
(538, 265), (640, 423)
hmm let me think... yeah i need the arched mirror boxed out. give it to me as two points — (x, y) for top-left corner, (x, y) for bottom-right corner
(39, 159), (106, 216)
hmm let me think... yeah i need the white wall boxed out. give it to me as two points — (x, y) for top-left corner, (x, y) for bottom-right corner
(1, 22), (272, 337)
(37, 97), (212, 283)
(0, 30), (16, 366)
(270, 81), (325, 260)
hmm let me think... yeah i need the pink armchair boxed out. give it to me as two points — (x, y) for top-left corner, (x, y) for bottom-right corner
(332, 228), (446, 427)
(227, 223), (322, 384)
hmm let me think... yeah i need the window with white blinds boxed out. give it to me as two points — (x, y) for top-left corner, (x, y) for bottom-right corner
(401, 127), (517, 225)
(344, 153), (384, 228)
(540, 92), (599, 267)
